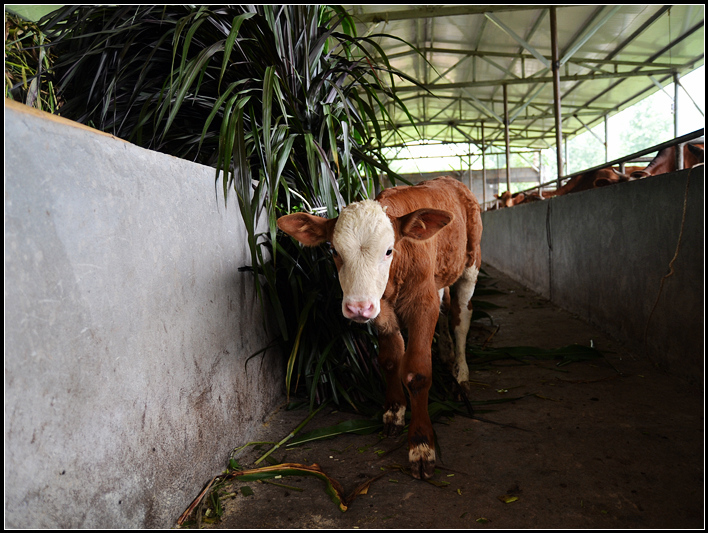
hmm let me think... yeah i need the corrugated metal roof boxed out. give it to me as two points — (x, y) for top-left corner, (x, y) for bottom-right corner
(344, 5), (704, 150)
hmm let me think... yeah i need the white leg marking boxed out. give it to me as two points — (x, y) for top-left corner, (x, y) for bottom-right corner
(383, 404), (406, 428)
(409, 443), (436, 464)
(452, 265), (479, 383)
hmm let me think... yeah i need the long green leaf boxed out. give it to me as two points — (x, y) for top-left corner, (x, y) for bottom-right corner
(287, 419), (383, 447)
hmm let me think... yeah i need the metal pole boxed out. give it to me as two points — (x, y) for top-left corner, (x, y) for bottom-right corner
(468, 143), (473, 193)
(550, 7), (563, 187)
(673, 71), (679, 138)
(481, 121), (487, 208)
(503, 83), (511, 193)
(674, 72), (683, 170)
(537, 149), (543, 193)
(604, 115), (609, 164)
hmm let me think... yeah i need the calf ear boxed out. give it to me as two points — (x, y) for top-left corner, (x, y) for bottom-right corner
(398, 208), (453, 241)
(277, 213), (336, 246)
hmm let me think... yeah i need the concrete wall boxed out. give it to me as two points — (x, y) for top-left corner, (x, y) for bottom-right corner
(481, 167), (704, 386)
(4, 100), (285, 528)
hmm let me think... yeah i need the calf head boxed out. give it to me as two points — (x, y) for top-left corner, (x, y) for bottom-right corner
(277, 200), (452, 322)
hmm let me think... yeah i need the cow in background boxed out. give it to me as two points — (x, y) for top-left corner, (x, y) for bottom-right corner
(494, 165), (648, 208)
(494, 190), (527, 208)
(541, 165), (650, 197)
(630, 143), (704, 179)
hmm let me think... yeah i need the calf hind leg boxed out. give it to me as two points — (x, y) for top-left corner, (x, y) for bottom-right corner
(450, 265), (480, 383)
(436, 287), (455, 368)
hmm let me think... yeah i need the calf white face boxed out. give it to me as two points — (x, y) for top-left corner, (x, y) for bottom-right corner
(331, 200), (395, 322)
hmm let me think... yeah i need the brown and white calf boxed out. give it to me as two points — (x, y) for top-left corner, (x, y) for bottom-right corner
(277, 176), (482, 480)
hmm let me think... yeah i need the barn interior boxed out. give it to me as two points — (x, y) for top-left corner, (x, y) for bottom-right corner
(4, 5), (704, 529)
(179, 5), (705, 529)
(197, 5), (705, 528)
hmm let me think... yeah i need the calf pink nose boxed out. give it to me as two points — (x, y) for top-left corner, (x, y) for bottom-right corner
(344, 301), (376, 320)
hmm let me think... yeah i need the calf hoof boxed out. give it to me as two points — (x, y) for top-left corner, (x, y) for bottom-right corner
(453, 361), (469, 384)
(383, 422), (404, 437)
(409, 443), (436, 480)
(382, 405), (406, 437)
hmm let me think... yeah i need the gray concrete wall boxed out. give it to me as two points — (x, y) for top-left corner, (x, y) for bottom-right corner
(481, 168), (704, 386)
(4, 100), (285, 528)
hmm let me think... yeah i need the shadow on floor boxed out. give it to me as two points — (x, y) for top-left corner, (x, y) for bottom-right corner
(177, 263), (704, 529)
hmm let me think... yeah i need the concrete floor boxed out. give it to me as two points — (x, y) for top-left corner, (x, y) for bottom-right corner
(177, 263), (704, 529)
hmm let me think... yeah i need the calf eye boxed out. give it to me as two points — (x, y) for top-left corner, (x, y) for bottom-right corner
(385, 248), (393, 257)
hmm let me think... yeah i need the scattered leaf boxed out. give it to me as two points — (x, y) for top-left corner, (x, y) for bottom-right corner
(288, 418), (382, 447)
(177, 462), (351, 524)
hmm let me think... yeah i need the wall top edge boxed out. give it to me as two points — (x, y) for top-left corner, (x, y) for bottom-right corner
(5, 98), (129, 145)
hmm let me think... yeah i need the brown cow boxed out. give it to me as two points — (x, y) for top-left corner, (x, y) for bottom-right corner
(545, 165), (647, 196)
(494, 164), (646, 208)
(277, 177), (482, 480)
(630, 143), (704, 178)
(495, 190), (526, 208)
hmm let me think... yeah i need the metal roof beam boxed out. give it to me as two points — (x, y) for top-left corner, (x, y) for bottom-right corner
(353, 5), (565, 23)
(559, 5), (622, 65)
(383, 121), (577, 136)
(429, 54), (472, 85)
(484, 12), (551, 68)
(580, 21), (704, 110)
(676, 77), (705, 117)
(427, 98), (461, 123)
(572, 114), (604, 145)
(395, 67), (680, 91)
(510, 85), (546, 122)
(390, 47), (685, 70)
(478, 54), (521, 79)
(411, 93), (611, 113)
(462, 89), (504, 125)
(648, 75), (675, 101)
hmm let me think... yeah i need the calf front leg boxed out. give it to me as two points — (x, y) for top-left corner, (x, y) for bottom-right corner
(377, 330), (406, 437)
(402, 307), (438, 480)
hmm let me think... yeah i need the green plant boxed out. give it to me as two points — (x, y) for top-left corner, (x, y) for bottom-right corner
(4, 12), (58, 112)
(37, 5), (423, 411)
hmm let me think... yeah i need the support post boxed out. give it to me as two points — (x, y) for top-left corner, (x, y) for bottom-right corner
(503, 83), (511, 193)
(550, 7), (563, 187)
(673, 71), (679, 138)
(673, 72), (683, 170)
(604, 115), (609, 164)
(481, 121), (487, 208)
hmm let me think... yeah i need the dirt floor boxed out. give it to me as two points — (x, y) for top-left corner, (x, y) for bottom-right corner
(176, 264), (704, 529)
